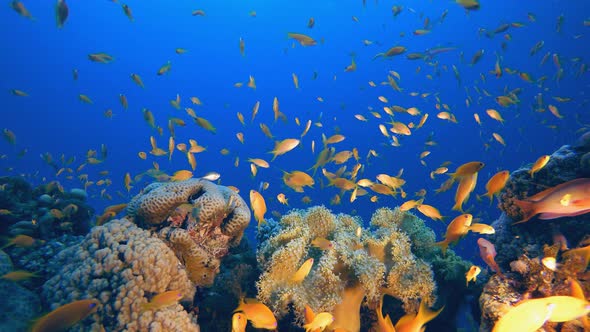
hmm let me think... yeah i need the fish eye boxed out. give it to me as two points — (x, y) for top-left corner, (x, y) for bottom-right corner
(89, 302), (97, 309)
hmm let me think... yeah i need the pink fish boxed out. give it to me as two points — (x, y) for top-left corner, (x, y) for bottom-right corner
(513, 178), (590, 224)
(477, 238), (503, 277)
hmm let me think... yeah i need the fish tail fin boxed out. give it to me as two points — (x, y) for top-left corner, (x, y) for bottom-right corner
(416, 299), (444, 327)
(452, 201), (464, 212)
(0, 238), (12, 250)
(512, 199), (536, 224)
(434, 240), (449, 255)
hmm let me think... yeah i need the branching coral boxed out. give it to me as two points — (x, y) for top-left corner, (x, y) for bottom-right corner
(256, 206), (437, 331)
(43, 218), (199, 331)
(126, 179), (251, 285)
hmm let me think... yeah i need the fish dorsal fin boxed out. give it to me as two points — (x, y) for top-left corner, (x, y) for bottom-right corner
(527, 178), (590, 202)
(244, 297), (260, 304)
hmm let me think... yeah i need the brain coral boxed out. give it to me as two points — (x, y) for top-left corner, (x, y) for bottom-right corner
(256, 206), (437, 331)
(126, 179), (251, 285)
(43, 218), (199, 332)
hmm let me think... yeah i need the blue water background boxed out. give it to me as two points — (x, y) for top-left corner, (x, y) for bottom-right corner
(1, 0), (589, 274)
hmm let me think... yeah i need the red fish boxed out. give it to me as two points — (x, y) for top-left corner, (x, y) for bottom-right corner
(477, 238), (503, 277)
(513, 178), (590, 224)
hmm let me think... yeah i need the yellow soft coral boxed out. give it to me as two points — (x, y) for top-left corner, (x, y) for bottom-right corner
(256, 206), (437, 331)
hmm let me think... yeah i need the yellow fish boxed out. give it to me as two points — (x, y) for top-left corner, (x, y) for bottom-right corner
(465, 265), (481, 286)
(141, 290), (183, 312)
(277, 193), (288, 205)
(435, 214), (472, 255)
(287, 32), (317, 46)
(130, 73), (144, 88)
(468, 223), (495, 234)
(269, 138), (300, 161)
(233, 298), (277, 330)
(194, 116), (216, 133)
(31, 299), (99, 332)
(249, 190), (267, 228)
(1, 270), (38, 281)
(303, 312), (333, 332)
(482, 170), (509, 202)
(529, 155), (550, 178)
(492, 296), (590, 332)
(292, 73), (299, 89)
(171, 170), (193, 181)
(292, 258), (314, 283)
(395, 298), (444, 332)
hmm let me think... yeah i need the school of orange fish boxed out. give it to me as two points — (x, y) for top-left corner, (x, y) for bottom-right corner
(2, 0), (590, 331)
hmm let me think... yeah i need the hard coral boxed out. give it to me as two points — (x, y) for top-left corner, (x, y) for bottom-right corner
(126, 179), (251, 285)
(43, 218), (199, 331)
(256, 206), (437, 331)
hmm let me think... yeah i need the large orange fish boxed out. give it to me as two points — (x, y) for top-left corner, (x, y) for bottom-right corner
(513, 178), (590, 224)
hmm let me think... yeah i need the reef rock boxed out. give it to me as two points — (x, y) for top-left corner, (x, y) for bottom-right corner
(481, 137), (590, 331)
(494, 143), (590, 267)
(0, 279), (41, 332)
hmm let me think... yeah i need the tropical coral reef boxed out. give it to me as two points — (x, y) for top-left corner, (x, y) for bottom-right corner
(196, 238), (260, 331)
(43, 218), (199, 331)
(493, 142), (590, 268)
(0, 176), (94, 239)
(0, 249), (41, 331)
(256, 206), (441, 331)
(126, 179), (251, 286)
(480, 136), (590, 330)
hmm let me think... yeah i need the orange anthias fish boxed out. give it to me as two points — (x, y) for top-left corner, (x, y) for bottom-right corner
(292, 258), (314, 283)
(482, 170), (510, 202)
(1, 234), (36, 249)
(453, 173), (478, 212)
(513, 178), (590, 224)
(477, 238), (503, 277)
(395, 298), (444, 332)
(465, 265), (481, 286)
(492, 296), (590, 332)
(287, 32), (317, 46)
(303, 312), (334, 332)
(449, 161), (485, 181)
(250, 189), (267, 228)
(269, 138), (300, 161)
(31, 299), (99, 332)
(233, 298), (277, 330)
(435, 214), (472, 255)
(141, 290), (183, 312)
(529, 155), (550, 178)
